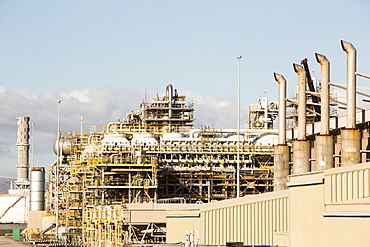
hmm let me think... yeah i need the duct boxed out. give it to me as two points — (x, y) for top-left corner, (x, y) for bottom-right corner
(16, 117), (30, 182)
(273, 73), (287, 145)
(30, 167), (45, 211)
(293, 63), (307, 140)
(341, 40), (357, 129)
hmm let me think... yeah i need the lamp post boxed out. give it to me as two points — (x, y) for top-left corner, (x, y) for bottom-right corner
(237, 55), (242, 198)
(31, 123), (35, 167)
(56, 100), (61, 239)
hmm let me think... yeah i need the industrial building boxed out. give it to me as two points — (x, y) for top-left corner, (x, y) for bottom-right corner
(24, 83), (279, 245)
(1, 40), (370, 246)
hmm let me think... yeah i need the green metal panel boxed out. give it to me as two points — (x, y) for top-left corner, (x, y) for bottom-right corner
(12, 228), (20, 240)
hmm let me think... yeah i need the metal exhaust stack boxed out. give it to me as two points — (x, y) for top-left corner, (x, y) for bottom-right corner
(341, 40), (360, 166)
(16, 117), (30, 182)
(315, 53), (334, 170)
(292, 64), (310, 174)
(273, 73), (290, 190)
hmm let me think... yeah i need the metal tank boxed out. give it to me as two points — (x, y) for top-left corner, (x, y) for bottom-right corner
(30, 167), (45, 211)
(53, 137), (72, 155)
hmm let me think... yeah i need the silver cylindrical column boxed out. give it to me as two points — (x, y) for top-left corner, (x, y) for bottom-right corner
(16, 117), (30, 182)
(292, 64), (310, 174)
(315, 53), (334, 170)
(273, 73), (290, 190)
(30, 167), (45, 211)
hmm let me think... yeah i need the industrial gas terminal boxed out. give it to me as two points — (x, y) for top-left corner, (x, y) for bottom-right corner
(1, 40), (370, 247)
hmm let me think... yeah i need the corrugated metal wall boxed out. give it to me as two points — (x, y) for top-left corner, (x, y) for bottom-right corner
(325, 163), (370, 203)
(201, 195), (289, 245)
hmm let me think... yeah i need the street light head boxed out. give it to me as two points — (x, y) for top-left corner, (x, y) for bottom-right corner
(237, 55), (242, 60)
(57, 100), (61, 104)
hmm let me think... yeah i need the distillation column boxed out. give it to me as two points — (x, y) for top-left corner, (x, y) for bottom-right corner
(341, 40), (360, 166)
(273, 73), (290, 190)
(292, 64), (310, 174)
(315, 53), (334, 170)
(16, 117), (30, 183)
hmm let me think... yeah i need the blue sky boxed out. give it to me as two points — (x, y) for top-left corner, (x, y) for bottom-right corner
(0, 0), (370, 178)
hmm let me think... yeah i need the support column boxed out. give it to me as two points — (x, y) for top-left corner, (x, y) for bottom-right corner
(341, 128), (361, 166)
(274, 145), (290, 190)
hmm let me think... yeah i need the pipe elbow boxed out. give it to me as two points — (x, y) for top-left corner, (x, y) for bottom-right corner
(273, 72), (286, 84)
(293, 63), (305, 75)
(341, 40), (356, 53)
(315, 53), (330, 65)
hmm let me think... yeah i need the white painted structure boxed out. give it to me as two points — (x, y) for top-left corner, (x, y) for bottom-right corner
(0, 192), (29, 223)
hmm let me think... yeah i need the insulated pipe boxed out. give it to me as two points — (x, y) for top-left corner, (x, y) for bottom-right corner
(315, 53), (330, 135)
(293, 64), (307, 140)
(315, 53), (334, 170)
(341, 40), (357, 129)
(274, 73), (287, 145)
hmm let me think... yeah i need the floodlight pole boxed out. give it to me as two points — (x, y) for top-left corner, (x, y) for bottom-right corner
(237, 55), (242, 198)
(56, 100), (61, 239)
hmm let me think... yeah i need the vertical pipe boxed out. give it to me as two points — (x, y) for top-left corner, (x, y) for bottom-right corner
(315, 53), (334, 170)
(341, 40), (361, 166)
(274, 73), (287, 145)
(292, 64), (310, 174)
(341, 40), (357, 129)
(293, 64), (306, 140)
(315, 53), (330, 135)
(273, 73), (290, 190)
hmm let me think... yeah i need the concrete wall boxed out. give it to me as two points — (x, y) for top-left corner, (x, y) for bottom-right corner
(166, 162), (370, 247)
